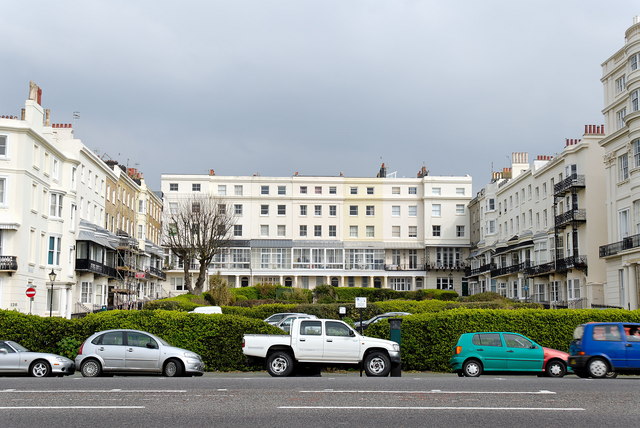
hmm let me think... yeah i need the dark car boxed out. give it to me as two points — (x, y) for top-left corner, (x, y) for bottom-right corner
(354, 312), (411, 330)
(569, 322), (640, 378)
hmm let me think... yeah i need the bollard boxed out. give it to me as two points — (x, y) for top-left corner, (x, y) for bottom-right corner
(389, 318), (402, 377)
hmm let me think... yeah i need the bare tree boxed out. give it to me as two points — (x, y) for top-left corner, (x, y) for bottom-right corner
(164, 195), (236, 295)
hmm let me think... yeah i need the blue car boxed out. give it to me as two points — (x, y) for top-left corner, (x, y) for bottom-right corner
(568, 322), (640, 378)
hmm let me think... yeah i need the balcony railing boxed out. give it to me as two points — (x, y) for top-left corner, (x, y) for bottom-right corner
(426, 262), (468, 271)
(554, 173), (585, 195)
(555, 209), (586, 227)
(491, 261), (531, 277)
(600, 233), (640, 257)
(525, 261), (555, 276)
(148, 266), (166, 280)
(0, 255), (18, 272)
(75, 258), (118, 278)
(467, 263), (496, 277)
(384, 264), (427, 271)
(555, 255), (587, 273)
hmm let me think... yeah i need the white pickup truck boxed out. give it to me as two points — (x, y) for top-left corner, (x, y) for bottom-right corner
(242, 318), (401, 377)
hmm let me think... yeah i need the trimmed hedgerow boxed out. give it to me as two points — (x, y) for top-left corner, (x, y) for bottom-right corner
(365, 308), (640, 371)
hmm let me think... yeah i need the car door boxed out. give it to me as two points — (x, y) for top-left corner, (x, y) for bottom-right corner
(590, 324), (627, 368)
(0, 342), (21, 373)
(124, 331), (161, 371)
(322, 321), (360, 362)
(96, 331), (126, 369)
(471, 333), (507, 370)
(503, 333), (543, 371)
(295, 320), (324, 360)
(624, 324), (640, 368)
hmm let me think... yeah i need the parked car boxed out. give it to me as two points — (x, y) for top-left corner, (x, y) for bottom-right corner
(75, 329), (204, 377)
(243, 318), (401, 377)
(354, 312), (411, 330)
(450, 332), (569, 377)
(264, 313), (308, 326)
(188, 306), (222, 314)
(0, 340), (75, 377)
(568, 322), (640, 378)
(275, 314), (318, 333)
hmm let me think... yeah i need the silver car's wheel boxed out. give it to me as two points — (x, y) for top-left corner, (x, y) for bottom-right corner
(80, 359), (102, 377)
(163, 359), (184, 377)
(587, 358), (609, 378)
(30, 360), (51, 378)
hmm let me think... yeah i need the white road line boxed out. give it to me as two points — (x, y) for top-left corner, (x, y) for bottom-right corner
(299, 390), (556, 395)
(0, 390), (186, 393)
(279, 406), (584, 411)
(0, 406), (145, 410)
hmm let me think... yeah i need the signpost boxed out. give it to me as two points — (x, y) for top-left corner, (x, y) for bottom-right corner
(26, 287), (36, 315)
(355, 297), (367, 377)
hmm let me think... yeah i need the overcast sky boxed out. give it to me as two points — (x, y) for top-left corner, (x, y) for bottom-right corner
(2, 1), (639, 193)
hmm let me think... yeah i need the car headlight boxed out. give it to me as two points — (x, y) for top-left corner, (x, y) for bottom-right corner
(55, 357), (70, 362)
(184, 352), (201, 360)
(392, 343), (400, 352)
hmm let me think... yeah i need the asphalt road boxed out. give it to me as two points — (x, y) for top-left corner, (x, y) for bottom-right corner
(0, 372), (638, 427)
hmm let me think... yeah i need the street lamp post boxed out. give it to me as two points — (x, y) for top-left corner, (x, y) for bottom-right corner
(48, 269), (57, 317)
(448, 272), (453, 290)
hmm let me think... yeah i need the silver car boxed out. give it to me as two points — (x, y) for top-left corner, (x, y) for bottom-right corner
(275, 314), (318, 333)
(0, 340), (75, 377)
(75, 329), (204, 377)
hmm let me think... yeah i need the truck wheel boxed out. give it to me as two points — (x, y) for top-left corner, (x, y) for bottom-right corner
(267, 351), (294, 377)
(364, 351), (391, 377)
(545, 359), (566, 378)
(587, 357), (609, 378)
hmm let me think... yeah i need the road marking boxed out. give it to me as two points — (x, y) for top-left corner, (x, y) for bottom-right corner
(0, 389), (186, 393)
(299, 390), (556, 395)
(279, 406), (584, 411)
(0, 406), (145, 409)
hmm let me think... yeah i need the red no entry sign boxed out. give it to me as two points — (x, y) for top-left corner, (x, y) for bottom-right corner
(25, 287), (36, 298)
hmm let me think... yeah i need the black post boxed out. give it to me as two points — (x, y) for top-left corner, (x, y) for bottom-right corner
(358, 308), (363, 334)
(49, 281), (53, 317)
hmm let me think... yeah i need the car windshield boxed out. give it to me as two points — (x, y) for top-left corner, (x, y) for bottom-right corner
(573, 325), (584, 340)
(7, 341), (29, 352)
(265, 314), (289, 323)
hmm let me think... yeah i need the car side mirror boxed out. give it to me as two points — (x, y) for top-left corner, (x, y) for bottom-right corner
(349, 330), (356, 337)
(146, 342), (158, 349)
(531, 345), (537, 349)
(0, 349), (7, 355)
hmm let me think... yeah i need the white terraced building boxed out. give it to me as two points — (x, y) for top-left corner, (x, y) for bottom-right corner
(466, 126), (608, 309)
(599, 16), (640, 309)
(161, 166), (472, 294)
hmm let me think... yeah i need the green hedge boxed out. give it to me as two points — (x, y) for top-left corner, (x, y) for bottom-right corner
(331, 287), (458, 303)
(0, 309), (280, 371)
(366, 308), (640, 371)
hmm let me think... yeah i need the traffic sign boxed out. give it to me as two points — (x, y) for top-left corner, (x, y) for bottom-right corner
(355, 297), (367, 308)
(25, 287), (36, 298)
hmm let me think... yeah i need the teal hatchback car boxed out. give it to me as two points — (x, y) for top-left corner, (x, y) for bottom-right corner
(450, 332), (569, 377)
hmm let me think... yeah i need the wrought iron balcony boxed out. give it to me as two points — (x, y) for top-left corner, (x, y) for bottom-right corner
(554, 173), (585, 196)
(0, 255), (18, 272)
(426, 262), (468, 271)
(75, 258), (118, 278)
(525, 261), (555, 276)
(467, 263), (496, 277)
(555, 209), (586, 227)
(555, 255), (587, 273)
(384, 264), (427, 271)
(600, 233), (640, 257)
(490, 261), (531, 277)
(148, 266), (166, 280)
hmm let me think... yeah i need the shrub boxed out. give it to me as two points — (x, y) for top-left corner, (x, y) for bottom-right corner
(231, 287), (259, 301)
(206, 274), (236, 306)
(55, 336), (83, 359)
(313, 284), (337, 303)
